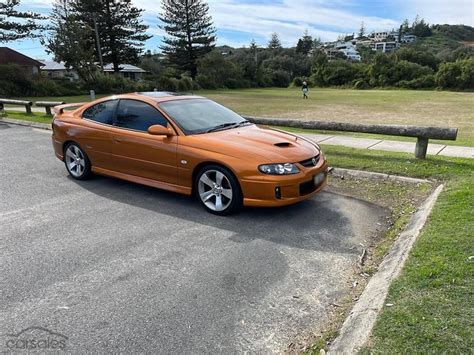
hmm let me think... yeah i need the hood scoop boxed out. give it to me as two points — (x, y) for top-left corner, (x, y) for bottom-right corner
(274, 142), (294, 148)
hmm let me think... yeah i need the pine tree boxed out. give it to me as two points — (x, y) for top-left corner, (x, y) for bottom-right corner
(73, 0), (151, 72)
(401, 19), (410, 34)
(160, 0), (216, 78)
(249, 39), (258, 51)
(295, 30), (313, 55)
(0, 0), (44, 42)
(43, 0), (98, 81)
(357, 22), (366, 39)
(268, 32), (282, 49)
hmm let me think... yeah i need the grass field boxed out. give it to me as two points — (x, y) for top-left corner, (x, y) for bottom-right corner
(13, 88), (473, 146)
(312, 147), (474, 353)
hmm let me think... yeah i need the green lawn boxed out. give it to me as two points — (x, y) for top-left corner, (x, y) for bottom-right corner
(3, 111), (53, 123)
(318, 145), (473, 353)
(8, 88), (473, 146)
(200, 88), (474, 146)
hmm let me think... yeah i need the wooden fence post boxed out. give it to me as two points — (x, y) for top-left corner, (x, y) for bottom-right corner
(415, 137), (429, 159)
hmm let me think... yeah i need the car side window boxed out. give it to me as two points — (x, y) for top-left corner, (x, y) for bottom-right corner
(82, 100), (117, 125)
(115, 99), (168, 132)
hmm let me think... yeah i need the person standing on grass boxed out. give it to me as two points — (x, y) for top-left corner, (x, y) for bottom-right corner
(302, 81), (309, 99)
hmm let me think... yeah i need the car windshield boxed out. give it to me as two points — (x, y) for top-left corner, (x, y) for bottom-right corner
(159, 98), (248, 135)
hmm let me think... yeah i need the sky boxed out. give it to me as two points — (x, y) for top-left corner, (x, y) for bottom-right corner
(8, 0), (474, 60)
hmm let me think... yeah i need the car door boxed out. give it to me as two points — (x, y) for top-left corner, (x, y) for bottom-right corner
(109, 99), (178, 185)
(78, 99), (118, 171)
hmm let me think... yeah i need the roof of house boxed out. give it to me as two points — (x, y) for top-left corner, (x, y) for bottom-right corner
(0, 47), (44, 67)
(103, 63), (146, 73)
(39, 60), (69, 71)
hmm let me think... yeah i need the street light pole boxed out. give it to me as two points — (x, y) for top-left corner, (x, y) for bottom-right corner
(92, 13), (104, 71)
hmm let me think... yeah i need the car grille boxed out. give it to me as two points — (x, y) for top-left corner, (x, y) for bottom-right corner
(299, 155), (320, 167)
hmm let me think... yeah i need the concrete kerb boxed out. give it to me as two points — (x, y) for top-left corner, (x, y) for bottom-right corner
(329, 167), (431, 184)
(328, 184), (444, 353)
(0, 117), (52, 130)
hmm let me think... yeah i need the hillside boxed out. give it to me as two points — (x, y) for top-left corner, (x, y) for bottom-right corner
(408, 24), (474, 60)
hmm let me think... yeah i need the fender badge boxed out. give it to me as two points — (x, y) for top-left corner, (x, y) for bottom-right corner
(180, 160), (188, 165)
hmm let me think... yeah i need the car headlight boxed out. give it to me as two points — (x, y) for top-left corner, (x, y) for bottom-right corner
(258, 163), (299, 175)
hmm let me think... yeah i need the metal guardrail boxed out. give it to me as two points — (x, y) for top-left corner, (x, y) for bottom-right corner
(35, 101), (66, 115)
(0, 99), (33, 114)
(245, 116), (458, 159)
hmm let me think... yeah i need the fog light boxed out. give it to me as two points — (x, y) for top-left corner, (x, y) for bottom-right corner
(275, 186), (281, 199)
(313, 173), (325, 186)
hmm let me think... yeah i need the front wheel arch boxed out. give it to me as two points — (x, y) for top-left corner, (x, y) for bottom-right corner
(192, 161), (242, 196)
(193, 163), (243, 215)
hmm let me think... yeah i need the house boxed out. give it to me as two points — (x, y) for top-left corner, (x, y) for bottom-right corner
(0, 47), (43, 75)
(334, 41), (361, 61)
(400, 34), (417, 43)
(39, 60), (79, 81)
(372, 41), (398, 53)
(103, 64), (146, 81)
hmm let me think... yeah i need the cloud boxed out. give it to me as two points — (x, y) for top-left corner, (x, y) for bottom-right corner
(16, 0), (474, 56)
(401, 0), (474, 26)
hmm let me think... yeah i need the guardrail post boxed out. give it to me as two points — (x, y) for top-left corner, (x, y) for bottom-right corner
(90, 90), (96, 100)
(415, 137), (429, 159)
(25, 103), (32, 114)
(45, 106), (52, 115)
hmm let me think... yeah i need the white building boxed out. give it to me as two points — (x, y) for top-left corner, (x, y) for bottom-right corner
(334, 41), (361, 61)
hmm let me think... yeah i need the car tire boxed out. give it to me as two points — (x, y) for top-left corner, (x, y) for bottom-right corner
(64, 142), (92, 180)
(195, 165), (242, 215)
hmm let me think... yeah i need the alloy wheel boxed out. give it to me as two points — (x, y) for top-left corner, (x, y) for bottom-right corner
(65, 145), (86, 178)
(198, 169), (233, 212)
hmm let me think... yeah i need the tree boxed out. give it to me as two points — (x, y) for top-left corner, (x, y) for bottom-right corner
(44, 0), (98, 81)
(411, 15), (432, 37)
(401, 19), (410, 34)
(0, 0), (44, 42)
(74, 0), (151, 73)
(249, 39), (258, 51)
(268, 32), (282, 50)
(357, 22), (366, 39)
(160, 0), (216, 78)
(295, 30), (313, 55)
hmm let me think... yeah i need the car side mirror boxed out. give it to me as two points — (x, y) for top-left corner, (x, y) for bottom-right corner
(148, 124), (174, 136)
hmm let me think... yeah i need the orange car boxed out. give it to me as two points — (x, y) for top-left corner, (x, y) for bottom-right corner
(52, 92), (328, 215)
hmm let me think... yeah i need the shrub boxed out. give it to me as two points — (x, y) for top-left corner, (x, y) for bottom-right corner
(435, 59), (474, 89)
(292, 76), (312, 87)
(30, 79), (62, 96)
(0, 64), (31, 96)
(397, 74), (436, 89)
(195, 74), (216, 89)
(88, 74), (140, 94)
(324, 60), (358, 86)
(271, 69), (291, 87)
(354, 79), (370, 89)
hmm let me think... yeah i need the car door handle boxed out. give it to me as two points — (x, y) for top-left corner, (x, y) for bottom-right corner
(114, 137), (123, 143)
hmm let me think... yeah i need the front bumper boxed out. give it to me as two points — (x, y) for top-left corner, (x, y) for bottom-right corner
(241, 157), (328, 207)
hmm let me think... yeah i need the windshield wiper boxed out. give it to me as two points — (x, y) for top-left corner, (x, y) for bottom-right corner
(205, 120), (252, 133)
(205, 122), (240, 133)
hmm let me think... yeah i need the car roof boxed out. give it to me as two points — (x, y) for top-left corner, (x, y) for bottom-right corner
(133, 91), (205, 103)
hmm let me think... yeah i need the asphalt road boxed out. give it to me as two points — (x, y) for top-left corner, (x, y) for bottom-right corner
(0, 123), (388, 353)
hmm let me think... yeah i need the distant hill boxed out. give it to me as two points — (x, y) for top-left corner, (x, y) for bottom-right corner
(408, 24), (474, 60)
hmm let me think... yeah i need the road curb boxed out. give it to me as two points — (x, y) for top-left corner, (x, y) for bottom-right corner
(328, 184), (444, 354)
(0, 117), (52, 130)
(329, 167), (431, 184)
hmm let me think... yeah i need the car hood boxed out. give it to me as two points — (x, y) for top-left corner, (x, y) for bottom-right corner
(182, 124), (319, 163)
